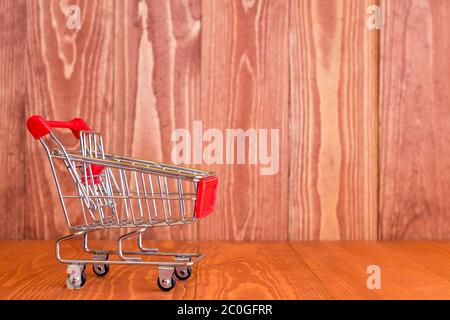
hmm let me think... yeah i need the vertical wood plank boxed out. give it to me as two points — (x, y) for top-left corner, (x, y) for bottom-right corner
(25, 0), (114, 239)
(113, 0), (201, 240)
(380, 0), (450, 239)
(289, 0), (379, 240)
(0, 0), (27, 239)
(199, 0), (290, 240)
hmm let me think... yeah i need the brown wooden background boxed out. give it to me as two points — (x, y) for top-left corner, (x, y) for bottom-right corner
(1, 0), (449, 241)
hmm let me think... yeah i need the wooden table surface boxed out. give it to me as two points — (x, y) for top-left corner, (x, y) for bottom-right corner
(0, 240), (449, 300)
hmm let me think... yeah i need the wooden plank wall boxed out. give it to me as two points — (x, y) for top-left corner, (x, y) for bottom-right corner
(199, 0), (290, 240)
(0, 0), (449, 241)
(289, 0), (379, 240)
(25, 0), (114, 239)
(0, 0), (26, 240)
(113, 0), (201, 240)
(380, 0), (450, 240)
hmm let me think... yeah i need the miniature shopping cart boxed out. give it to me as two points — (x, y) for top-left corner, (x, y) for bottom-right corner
(26, 115), (218, 291)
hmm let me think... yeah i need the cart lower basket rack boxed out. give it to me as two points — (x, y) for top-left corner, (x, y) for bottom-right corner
(27, 115), (218, 291)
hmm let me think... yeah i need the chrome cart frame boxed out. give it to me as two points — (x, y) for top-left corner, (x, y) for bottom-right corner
(27, 115), (218, 291)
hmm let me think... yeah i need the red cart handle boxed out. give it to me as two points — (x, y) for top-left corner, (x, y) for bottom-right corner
(27, 115), (91, 139)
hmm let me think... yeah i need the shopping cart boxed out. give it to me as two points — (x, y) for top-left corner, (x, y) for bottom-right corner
(26, 115), (218, 291)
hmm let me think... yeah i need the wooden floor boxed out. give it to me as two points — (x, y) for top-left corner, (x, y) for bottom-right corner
(0, 240), (449, 300)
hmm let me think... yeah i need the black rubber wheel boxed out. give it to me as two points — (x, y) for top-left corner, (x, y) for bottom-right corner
(174, 266), (192, 280)
(80, 272), (87, 287)
(93, 264), (110, 277)
(66, 271), (87, 288)
(157, 277), (176, 291)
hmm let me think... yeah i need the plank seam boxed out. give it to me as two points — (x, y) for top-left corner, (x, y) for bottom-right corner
(22, 0), (28, 240)
(286, 0), (292, 241)
(375, 0), (382, 241)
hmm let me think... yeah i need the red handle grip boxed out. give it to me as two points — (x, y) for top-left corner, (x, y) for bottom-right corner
(27, 115), (91, 139)
(194, 176), (218, 219)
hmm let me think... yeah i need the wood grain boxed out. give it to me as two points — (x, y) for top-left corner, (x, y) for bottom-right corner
(1, 240), (450, 299)
(291, 241), (450, 299)
(195, 241), (334, 299)
(288, 0), (379, 240)
(25, 0), (114, 239)
(0, 240), (196, 299)
(0, 0), (27, 240)
(2, 0), (449, 241)
(199, 0), (290, 240)
(113, 0), (201, 241)
(379, 0), (450, 240)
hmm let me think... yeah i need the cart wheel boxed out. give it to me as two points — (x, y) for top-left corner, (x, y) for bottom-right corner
(174, 266), (192, 280)
(81, 272), (86, 286)
(67, 271), (86, 289)
(157, 276), (176, 291)
(93, 264), (110, 277)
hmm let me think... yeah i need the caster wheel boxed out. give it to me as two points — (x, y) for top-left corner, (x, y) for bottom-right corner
(174, 266), (192, 280)
(93, 264), (110, 277)
(67, 271), (86, 289)
(157, 276), (176, 291)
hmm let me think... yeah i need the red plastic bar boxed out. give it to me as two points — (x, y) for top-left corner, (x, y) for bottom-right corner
(194, 176), (218, 219)
(27, 115), (104, 184)
(27, 115), (91, 139)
